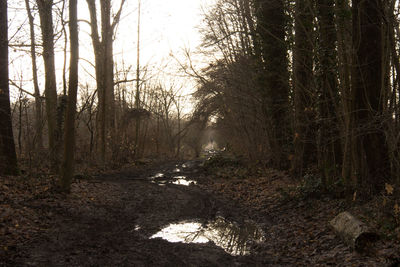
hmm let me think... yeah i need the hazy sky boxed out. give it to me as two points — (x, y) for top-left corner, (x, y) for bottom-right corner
(8, 0), (214, 104)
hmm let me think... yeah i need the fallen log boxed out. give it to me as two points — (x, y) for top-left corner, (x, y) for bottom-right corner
(330, 211), (379, 252)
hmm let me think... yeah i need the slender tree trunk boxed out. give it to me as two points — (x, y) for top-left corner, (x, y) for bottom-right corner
(37, 0), (59, 172)
(24, 0), (43, 151)
(86, 0), (105, 163)
(316, 0), (341, 185)
(335, 0), (353, 185)
(18, 91), (22, 155)
(100, 0), (115, 136)
(134, 0), (141, 158)
(351, 0), (389, 192)
(60, 0), (79, 192)
(292, 0), (315, 176)
(0, 0), (18, 175)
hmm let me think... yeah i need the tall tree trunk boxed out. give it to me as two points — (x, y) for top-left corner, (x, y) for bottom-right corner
(292, 0), (315, 176)
(316, 0), (342, 185)
(134, 0), (141, 158)
(24, 0), (43, 151)
(350, 0), (389, 192)
(255, 0), (290, 169)
(37, 0), (59, 172)
(86, 0), (124, 163)
(335, 0), (352, 185)
(0, 0), (18, 175)
(86, 0), (105, 163)
(60, 0), (79, 192)
(100, 0), (115, 153)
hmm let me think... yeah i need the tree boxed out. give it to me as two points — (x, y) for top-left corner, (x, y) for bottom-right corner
(349, 0), (389, 192)
(335, 0), (352, 182)
(24, 0), (43, 151)
(60, 0), (79, 192)
(37, 0), (59, 172)
(86, 0), (125, 163)
(255, 0), (290, 168)
(0, 0), (18, 175)
(316, 0), (341, 184)
(292, 0), (315, 176)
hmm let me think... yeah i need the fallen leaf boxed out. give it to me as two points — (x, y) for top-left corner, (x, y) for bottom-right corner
(385, 183), (394, 195)
(394, 203), (400, 215)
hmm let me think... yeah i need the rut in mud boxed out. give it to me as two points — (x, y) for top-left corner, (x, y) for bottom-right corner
(6, 160), (267, 266)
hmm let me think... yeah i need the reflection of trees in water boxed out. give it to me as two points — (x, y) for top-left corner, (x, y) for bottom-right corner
(151, 218), (264, 255)
(205, 217), (264, 256)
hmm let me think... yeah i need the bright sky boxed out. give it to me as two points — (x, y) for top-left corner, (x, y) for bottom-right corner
(8, 0), (215, 109)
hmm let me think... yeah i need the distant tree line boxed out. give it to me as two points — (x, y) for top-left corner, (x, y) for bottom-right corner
(0, 0), (206, 192)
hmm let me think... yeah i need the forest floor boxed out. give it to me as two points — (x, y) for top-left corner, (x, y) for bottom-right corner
(1, 153), (400, 266)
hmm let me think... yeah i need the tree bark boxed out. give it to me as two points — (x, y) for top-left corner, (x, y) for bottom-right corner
(0, 0), (18, 175)
(351, 0), (389, 192)
(335, 0), (353, 186)
(292, 0), (315, 176)
(86, 0), (124, 163)
(86, 0), (105, 162)
(37, 0), (59, 172)
(255, 0), (290, 169)
(316, 0), (342, 184)
(24, 0), (43, 151)
(330, 212), (378, 252)
(60, 0), (79, 192)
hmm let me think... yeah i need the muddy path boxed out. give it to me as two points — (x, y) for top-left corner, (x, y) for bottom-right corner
(7, 160), (268, 266)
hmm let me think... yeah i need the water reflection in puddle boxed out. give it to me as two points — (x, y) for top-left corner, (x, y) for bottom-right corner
(149, 173), (197, 187)
(172, 178), (197, 186)
(151, 222), (208, 243)
(150, 217), (264, 255)
(152, 173), (165, 178)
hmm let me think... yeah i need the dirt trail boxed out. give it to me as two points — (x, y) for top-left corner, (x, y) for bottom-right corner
(4, 159), (399, 266)
(6, 160), (266, 266)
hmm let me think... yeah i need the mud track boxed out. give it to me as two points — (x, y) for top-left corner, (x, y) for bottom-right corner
(8, 160), (266, 266)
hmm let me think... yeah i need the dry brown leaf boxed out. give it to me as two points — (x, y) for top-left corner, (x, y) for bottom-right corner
(385, 183), (394, 195)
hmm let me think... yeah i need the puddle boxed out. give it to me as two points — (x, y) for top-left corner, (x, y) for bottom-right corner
(172, 177), (197, 186)
(151, 222), (208, 243)
(151, 180), (168, 184)
(172, 168), (181, 173)
(150, 217), (264, 255)
(149, 173), (196, 187)
(152, 173), (165, 178)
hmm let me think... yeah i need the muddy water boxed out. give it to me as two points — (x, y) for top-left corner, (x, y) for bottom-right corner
(146, 160), (264, 256)
(148, 162), (198, 186)
(150, 217), (264, 256)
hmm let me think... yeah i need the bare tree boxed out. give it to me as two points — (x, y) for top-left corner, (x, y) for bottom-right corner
(292, 0), (315, 176)
(24, 0), (43, 151)
(349, 0), (389, 192)
(85, 0), (126, 163)
(37, 0), (59, 172)
(0, 0), (18, 175)
(60, 0), (79, 192)
(316, 0), (341, 184)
